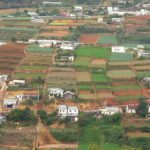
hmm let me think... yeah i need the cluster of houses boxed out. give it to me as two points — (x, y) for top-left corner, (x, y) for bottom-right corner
(48, 88), (75, 100)
(107, 7), (150, 16)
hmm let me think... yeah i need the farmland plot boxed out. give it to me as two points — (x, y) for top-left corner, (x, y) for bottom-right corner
(76, 72), (92, 82)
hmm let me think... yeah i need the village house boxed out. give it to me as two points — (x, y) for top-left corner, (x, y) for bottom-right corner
(112, 46), (126, 53)
(60, 56), (75, 62)
(111, 18), (124, 23)
(63, 91), (75, 100)
(58, 105), (78, 121)
(60, 42), (77, 51)
(101, 106), (122, 115)
(3, 99), (17, 109)
(125, 105), (136, 114)
(48, 88), (64, 98)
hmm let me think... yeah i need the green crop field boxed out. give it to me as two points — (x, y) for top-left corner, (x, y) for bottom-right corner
(107, 70), (136, 79)
(0, 27), (36, 32)
(99, 34), (117, 45)
(78, 85), (93, 90)
(74, 57), (91, 67)
(26, 44), (53, 53)
(136, 71), (150, 79)
(13, 73), (45, 79)
(76, 46), (111, 59)
(110, 53), (133, 61)
(117, 95), (143, 102)
(112, 85), (141, 91)
(95, 85), (111, 90)
(18, 65), (49, 70)
(92, 73), (109, 82)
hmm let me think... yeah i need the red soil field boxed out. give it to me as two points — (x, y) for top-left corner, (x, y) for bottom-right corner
(79, 34), (100, 45)
(112, 82), (137, 86)
(113, 90), (142, 96)
(0, 43), (26, 74)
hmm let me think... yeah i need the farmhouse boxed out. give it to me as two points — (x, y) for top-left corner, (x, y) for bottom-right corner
(58, 105), (78, 121)
(60, 42), (77, 51)
(125, 105), (136, 114)
(42, 1), (62, 5)
(111, 46), (126, 53)
(31, 18), (45, 23)
(9, 80), (26, 87)
(0, 75), (8, 82)
(112, 18), (124, 23)
(3, 99), (17, 109)
(48, 88), (64, 98)
(101, 106), (122, 115)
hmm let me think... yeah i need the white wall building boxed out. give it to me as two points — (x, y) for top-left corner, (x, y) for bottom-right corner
(126, 105), (136, 114)
(0, 75), (8, 82)
(58, 105), (78, 121)
(112, 46), (126, 53)
(3, 99), (17, 109)
(48, 88), (64, 98)
(101, 106), (122, 115)
(60, 43), (77, 51)
(9, 80), (26, 86)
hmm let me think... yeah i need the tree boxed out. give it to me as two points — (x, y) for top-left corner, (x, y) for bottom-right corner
(136, 100), (148, 118)
(37, 110), (47, 123)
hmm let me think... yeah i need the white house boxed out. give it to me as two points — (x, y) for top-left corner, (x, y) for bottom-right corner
(58, 105), (68, 117)
(58, 105), (79, 121)
(48, 88), (64, 98)
(3, 99), (17, 109)
(112, 46), (126, 53)
(68, 106), (78, 121)
(9, 80), (26, 86)
(101, 106), (122, 115)
(126, 105), (136, 114)
(60, 43), (77, 51)
(0, 114), (6, 123)
(31, 18), (45, 23)
(0, 75), (8, 82)
(112, 18), (124, 23)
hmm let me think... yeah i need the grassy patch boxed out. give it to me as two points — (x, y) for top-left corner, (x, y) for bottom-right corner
(76, 46), (111, 59)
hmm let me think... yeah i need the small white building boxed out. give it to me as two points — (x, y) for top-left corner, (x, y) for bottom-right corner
(58, 105), (79, 121)
(73, 6), (83, 11)
(48, 88), (64, 98)
(9, 80), (26, 87)
(112, 18), (124, 23)
(97, 17), (104, 23)
(0, 42), (6, 46)
(60, 43), (77, 51)
(0, 114), (6, 123)
(58, 105), (68, 117)
(137, 50), (150, 58)
(101, 106), (122, 115)
(3, 99), (17, 109)
(0, 75), (8, 82)
(31, 18), (45, 23)
(126, 105), (136, 114)
(112, 46), (126, 53)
